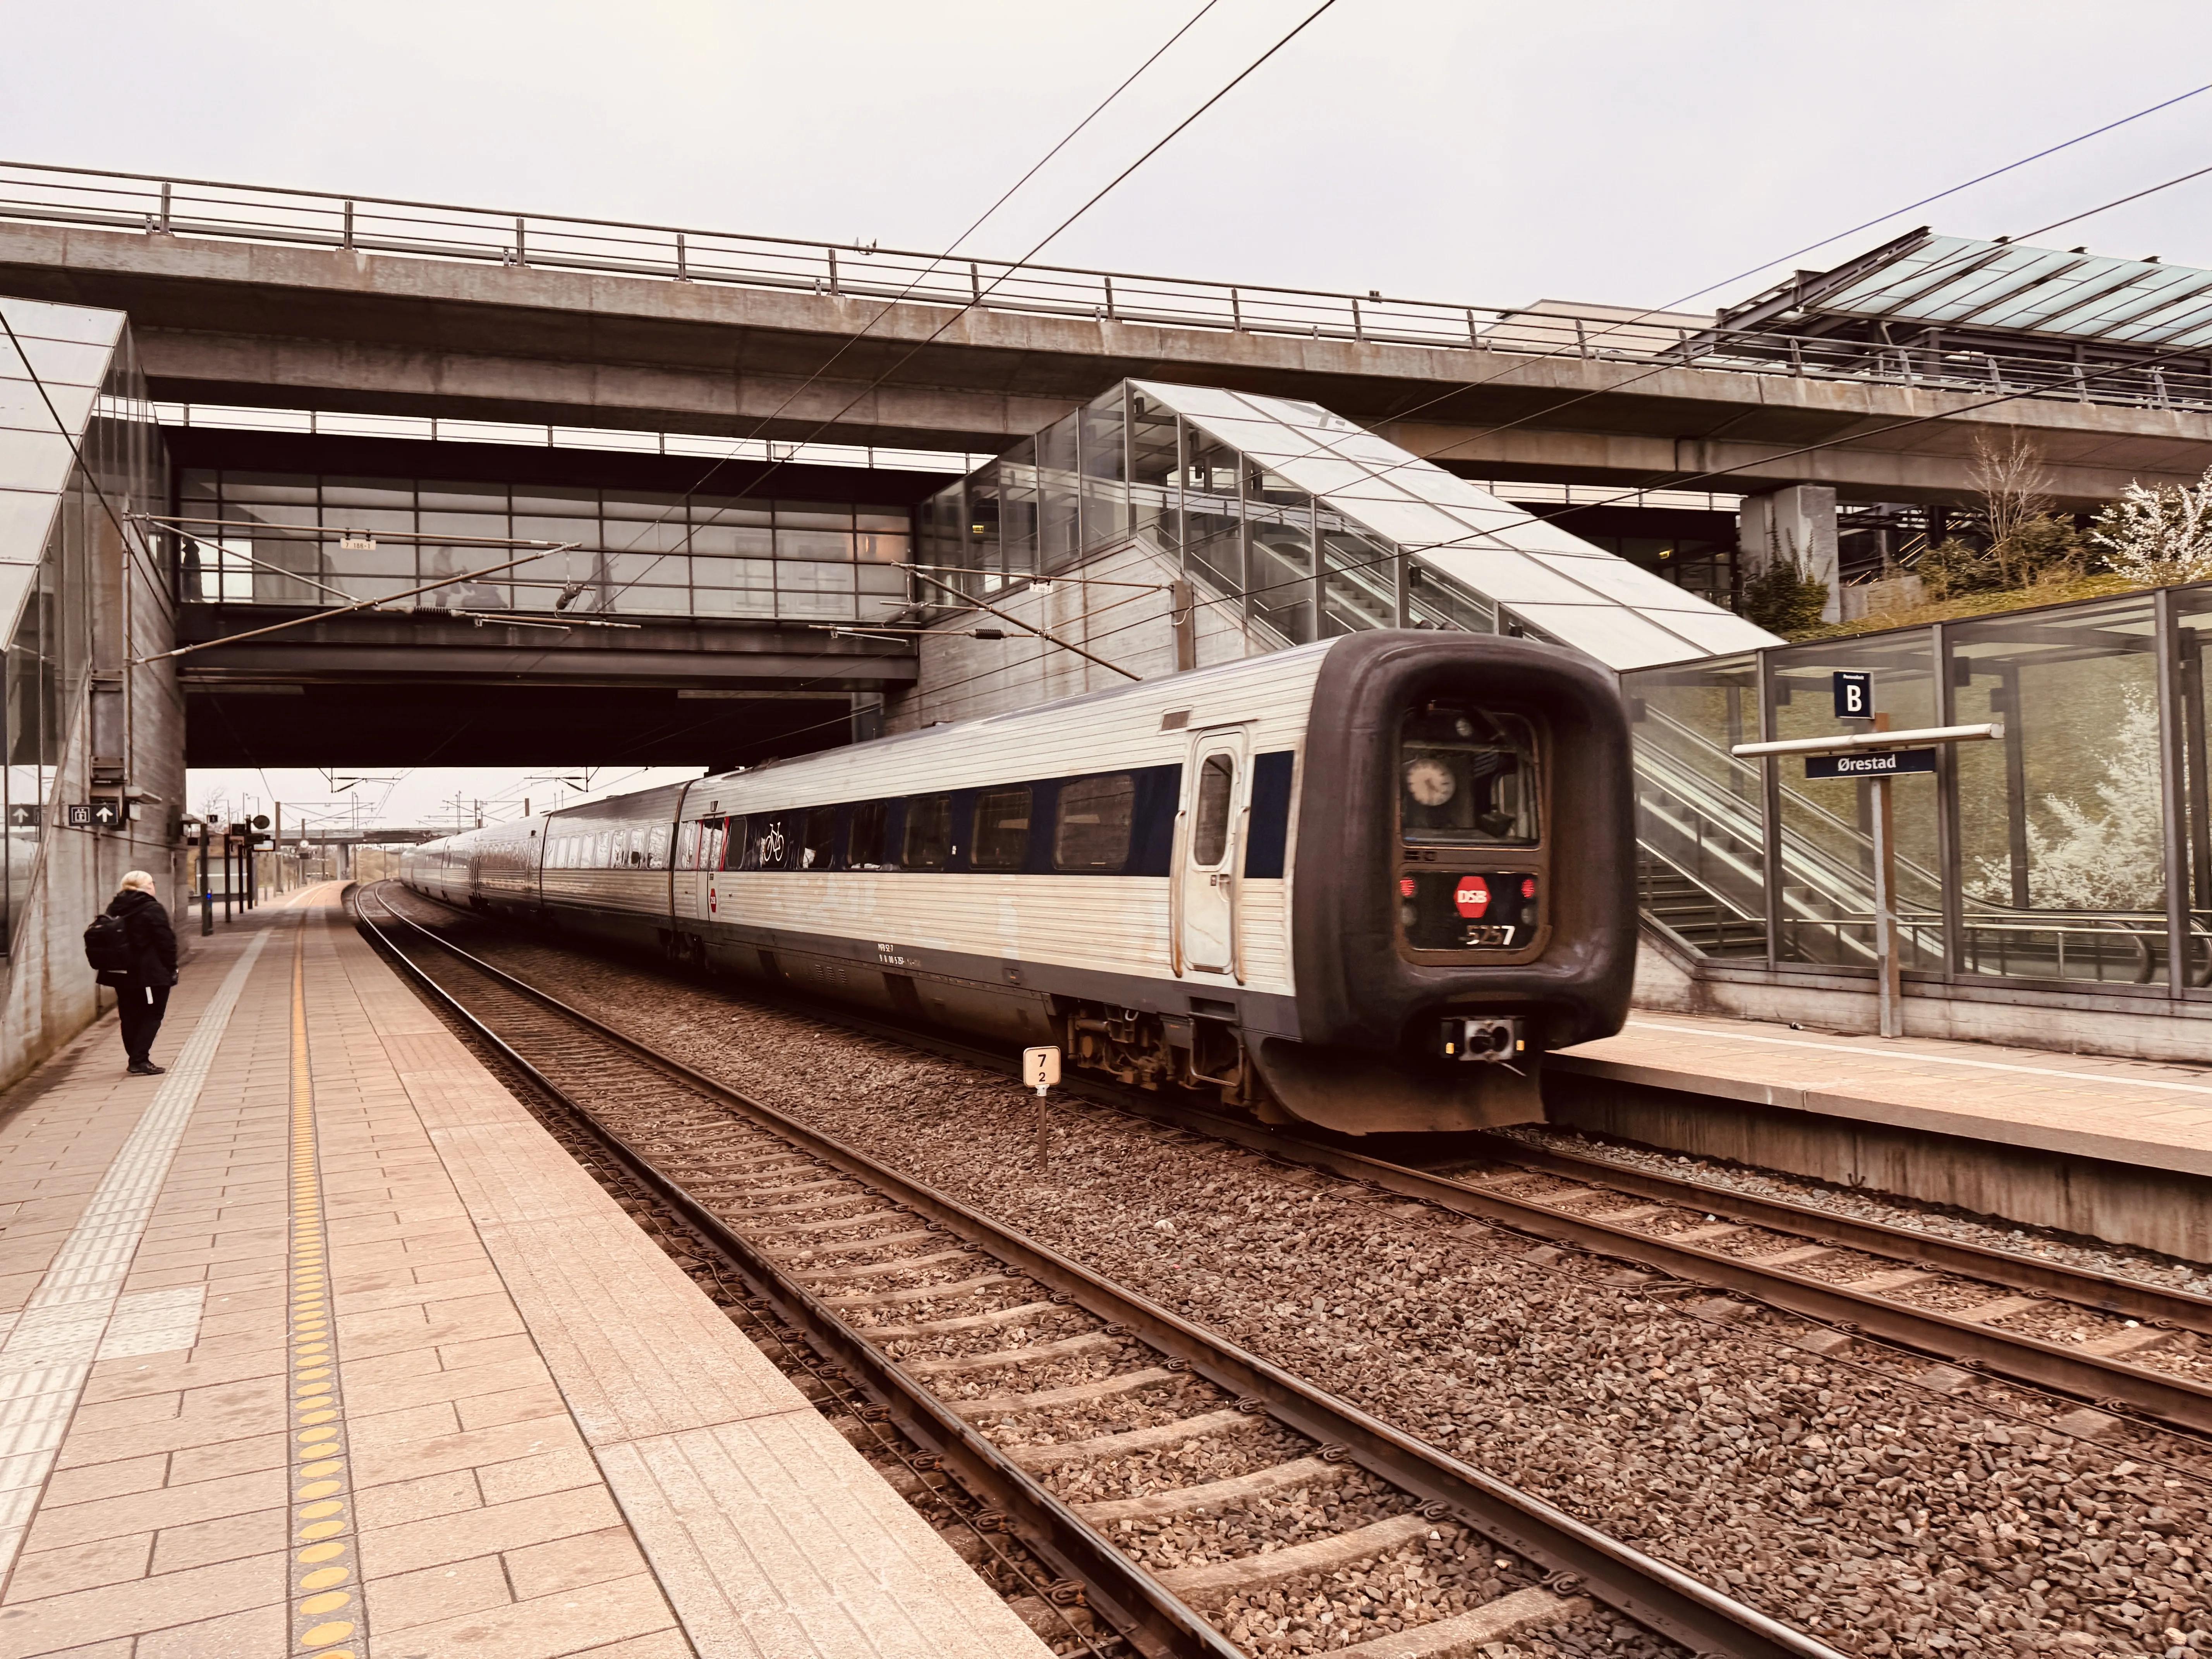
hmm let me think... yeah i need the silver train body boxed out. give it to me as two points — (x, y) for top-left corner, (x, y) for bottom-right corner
(401, 632), (1636, 1134)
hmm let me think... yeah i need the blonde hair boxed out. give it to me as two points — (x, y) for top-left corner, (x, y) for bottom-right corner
(118, 870), (155, 894)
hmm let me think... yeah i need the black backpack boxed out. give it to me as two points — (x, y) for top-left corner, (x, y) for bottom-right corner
(84, 913), (134, 975)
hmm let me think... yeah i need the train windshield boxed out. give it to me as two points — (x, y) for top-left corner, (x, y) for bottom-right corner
(1398, 707), (1538, 846)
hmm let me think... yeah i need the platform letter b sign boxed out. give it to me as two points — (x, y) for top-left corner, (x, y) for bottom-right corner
(1833, 671), (1872, 721)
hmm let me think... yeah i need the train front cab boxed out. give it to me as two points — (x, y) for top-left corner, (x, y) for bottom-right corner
(1252, 631), (1636, 1136)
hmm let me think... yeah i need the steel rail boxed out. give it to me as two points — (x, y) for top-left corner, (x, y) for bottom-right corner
(383, 885), (2212, 1437)
(350, 892), (1230, 1659)
(383, 885), (2212, 1438)
(359, 885), (1844, 1659)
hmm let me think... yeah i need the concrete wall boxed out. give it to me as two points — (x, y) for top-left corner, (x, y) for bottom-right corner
(886, 536), (1280, 730)
(1634, 934), (2212, 1065)
(1544, 1065), (2212, 1261)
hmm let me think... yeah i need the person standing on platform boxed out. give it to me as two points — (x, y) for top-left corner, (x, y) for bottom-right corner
(95, 871), (178, 1076)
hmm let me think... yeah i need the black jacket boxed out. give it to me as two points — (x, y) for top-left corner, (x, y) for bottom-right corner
(98, 889), (178, 988)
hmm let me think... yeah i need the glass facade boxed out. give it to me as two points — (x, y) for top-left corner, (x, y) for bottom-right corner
(1625, 586), (2212, 999)
(922, 380), (1773, 670)
(0, 298), (164, 950)
(174, 471), (913, 623)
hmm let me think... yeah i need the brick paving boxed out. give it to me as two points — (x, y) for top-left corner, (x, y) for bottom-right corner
(0, 890), (1048, 1659)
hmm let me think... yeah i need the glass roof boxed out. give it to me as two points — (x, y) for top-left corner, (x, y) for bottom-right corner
(1805, 235), (2212, 348)
(1130, 380), (1778, 670)
(1, 297), (125, 621)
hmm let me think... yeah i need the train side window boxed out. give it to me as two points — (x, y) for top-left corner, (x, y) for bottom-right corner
(1054, 774), (1135, 871)
(1192, 755), (1235, 866)
(691, 817), (721, 872)
(848, 801), (888, 869)
(972, 787), (1031, 869)
(747, 814), (794, 870)
(902, 795), (952, 869)
(803, 807), (836, 871)
(718, 816), (746, 869)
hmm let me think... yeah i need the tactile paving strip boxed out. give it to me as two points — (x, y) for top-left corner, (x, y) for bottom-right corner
(0, 927), (270, 1582)
(285, 927), (366, 1658)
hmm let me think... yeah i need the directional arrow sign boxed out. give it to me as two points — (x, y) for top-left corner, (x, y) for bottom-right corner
(7, 805), (38, 829)
(87, 800), (121, 829)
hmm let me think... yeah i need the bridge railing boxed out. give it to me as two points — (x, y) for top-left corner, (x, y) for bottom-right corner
(3, 160), (2208, 415)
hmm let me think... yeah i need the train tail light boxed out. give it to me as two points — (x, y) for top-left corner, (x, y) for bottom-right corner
(1437, 1015), (1526, 1063)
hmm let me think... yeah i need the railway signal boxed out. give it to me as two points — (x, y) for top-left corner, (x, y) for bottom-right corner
(1023, 1046), (1060, 1170)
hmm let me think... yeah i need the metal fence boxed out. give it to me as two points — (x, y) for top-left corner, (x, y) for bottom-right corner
(1625, 580), (2212, 1001)
(5, 160), (2209, 414)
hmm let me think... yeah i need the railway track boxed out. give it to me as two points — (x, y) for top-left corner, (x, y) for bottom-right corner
(353, 885), (1841, 1659)
(388, 885), (2212, 1444)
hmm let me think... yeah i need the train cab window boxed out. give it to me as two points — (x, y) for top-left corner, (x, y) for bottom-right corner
(1192, 756), (1235, 866)
(902, 795), (952, 869)
(1054, 773), (1135, 871)
(802, 807), (836, 871)
(972, 787), (1030, 869)
(847, 802), (889, 869)
(1399, 708), (1539, 846)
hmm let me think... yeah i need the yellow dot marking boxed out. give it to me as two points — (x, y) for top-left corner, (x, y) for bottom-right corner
(287, 928), (364, 1659)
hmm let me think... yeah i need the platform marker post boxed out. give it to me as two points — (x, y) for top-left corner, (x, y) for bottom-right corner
(1868, 712), (1902, 1038)
(1731, 704), (2000, 1044)
(1023, 1045), (1060, 1169)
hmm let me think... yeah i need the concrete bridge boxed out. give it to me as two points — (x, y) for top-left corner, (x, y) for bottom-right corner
(4, 213), (2209, 510)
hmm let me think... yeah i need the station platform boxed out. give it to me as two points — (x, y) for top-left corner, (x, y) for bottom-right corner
(1550, 1012), (2212, 1261)
(0, 886), (1047, 1659)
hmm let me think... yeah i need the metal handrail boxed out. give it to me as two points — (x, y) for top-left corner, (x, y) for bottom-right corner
(4, 160), (2209, 413)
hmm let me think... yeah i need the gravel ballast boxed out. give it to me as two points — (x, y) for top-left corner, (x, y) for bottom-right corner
(409, 917), (2212, 1658)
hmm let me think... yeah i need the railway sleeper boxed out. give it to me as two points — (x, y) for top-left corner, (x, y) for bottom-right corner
(1076, 1455), (1351, 1524)
(954, 1366), (1180, 1419)
(1008, 1407), (1261, 1470)
(824, 1273), (1018, 1309)
(862, 1300), (1066, 1340)
(791, 1246), (975, 1281)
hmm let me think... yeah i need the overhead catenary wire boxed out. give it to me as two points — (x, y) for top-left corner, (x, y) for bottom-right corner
(568, 0), (1233, 612)
(673, 311), (2212, 762)
(595, 71), (2210, 646)
(579, 0), (1346, 619)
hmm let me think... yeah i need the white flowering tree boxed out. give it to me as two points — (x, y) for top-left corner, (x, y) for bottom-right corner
(1975, 690), (2167, 910)
(2093, 465), (2212, 586)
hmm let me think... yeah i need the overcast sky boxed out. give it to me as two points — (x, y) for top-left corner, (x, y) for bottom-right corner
(9, 1), (2210, 824)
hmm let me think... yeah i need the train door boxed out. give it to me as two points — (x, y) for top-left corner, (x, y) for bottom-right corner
(1176, 728), (1247, 976)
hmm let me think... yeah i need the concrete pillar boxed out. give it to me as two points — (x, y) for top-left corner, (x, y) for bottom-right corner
(1739, 485), (1841, 623)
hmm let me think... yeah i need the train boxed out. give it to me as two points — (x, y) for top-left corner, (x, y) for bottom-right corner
(399, 630), (1636, 1135)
